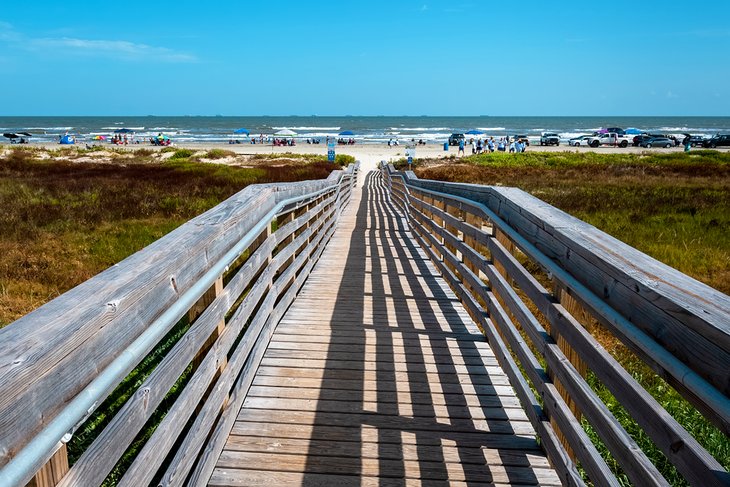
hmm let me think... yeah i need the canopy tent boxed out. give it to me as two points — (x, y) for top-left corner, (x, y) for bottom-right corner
(465, 129), (485, 135)
(59, 135), (75, 145)
(338, 130), (354, 136)
(274, 129), (297, 136)
(114, 128), (135, 134)
(233, 128), (250, 135)
(3, 133), (19, 139)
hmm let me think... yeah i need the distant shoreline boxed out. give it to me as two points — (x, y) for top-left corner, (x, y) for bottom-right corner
(8, 141), (729, 162)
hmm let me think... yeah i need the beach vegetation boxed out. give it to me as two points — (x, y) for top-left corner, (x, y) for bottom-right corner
(203, 148), (236, 159)
(0, 149), (345, 327)
(168, 148), (196, 160)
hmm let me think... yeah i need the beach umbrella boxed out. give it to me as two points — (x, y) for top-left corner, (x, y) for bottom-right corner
(465, 129), (485, 135)
(234, 128), (250, 135)
(3, 133), (19, 139)
(338, 130), (355, 136)
(275, 129), (297, 136)
(17, 132), (33, 137)
(596, 128), (609, 134)
(114, 128), (135, 134)
(625, 128), (642, 135)
(93, 135), (106, 140)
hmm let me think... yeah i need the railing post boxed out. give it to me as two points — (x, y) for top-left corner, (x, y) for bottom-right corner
(190, 276), (226, 373)
(26, 445), (68, 487)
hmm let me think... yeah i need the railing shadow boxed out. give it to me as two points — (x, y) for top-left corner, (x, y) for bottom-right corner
(301, 171), (541, 485)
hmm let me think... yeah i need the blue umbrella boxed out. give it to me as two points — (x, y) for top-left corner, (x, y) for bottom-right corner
(234, 128), (250, 135)
(465, 129), (485, 135)
(114, 128), (135, 134)
(339, 130), (354, 136)
(625, 128), (642, 135)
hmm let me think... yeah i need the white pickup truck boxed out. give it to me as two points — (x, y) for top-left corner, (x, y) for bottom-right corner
(586, 132), (631, 148)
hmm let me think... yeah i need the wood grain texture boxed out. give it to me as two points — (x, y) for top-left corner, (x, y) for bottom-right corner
(210, 171), (557, 486)
(388, 165), (730, 486)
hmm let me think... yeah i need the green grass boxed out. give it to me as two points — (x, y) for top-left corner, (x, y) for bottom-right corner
(0, 149), (343, 325)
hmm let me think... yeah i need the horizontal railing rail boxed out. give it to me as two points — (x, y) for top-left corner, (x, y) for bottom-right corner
(382, 163), (729, 487)
(0, 162), (358, 487)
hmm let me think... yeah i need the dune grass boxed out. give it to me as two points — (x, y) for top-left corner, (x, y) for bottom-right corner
(0, 148), (343, 327)
(409, 150), (730, 294)
(405, 150), (730, 484)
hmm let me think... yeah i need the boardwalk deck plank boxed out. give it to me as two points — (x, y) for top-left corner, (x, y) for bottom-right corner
(209, 171), (558, 486)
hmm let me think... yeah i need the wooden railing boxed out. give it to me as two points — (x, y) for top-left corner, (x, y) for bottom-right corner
(382, 163), (729, 487)
(0, 163), (358, 487)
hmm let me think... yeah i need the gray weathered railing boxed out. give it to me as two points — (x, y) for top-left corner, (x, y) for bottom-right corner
(382, 163), (729, 487)
(0, 162), (358, 487)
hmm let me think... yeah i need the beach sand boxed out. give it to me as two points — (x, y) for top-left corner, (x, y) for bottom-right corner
(27, 140), (728, 163)
(16, 141), (726, 183)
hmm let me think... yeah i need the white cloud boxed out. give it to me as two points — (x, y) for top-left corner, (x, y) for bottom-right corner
(0, 20), (195, 63)
(30, 37), (196, 62)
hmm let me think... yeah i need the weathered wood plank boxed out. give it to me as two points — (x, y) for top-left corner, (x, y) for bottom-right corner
(215, 451), (561, 485)
(204, 169), (556, 487)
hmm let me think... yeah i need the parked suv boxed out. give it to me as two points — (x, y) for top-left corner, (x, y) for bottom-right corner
(448, 133), (465, 146)
(540, 133), (560, 146)
(703, 134), (730, 148)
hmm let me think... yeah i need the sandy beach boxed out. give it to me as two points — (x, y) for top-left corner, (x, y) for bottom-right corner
(25, 140), (729, 165)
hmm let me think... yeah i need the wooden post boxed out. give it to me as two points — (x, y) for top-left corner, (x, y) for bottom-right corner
(277, 211), (295, 273)
(191, 276), (226, 373)
(27, 444), (69, 487)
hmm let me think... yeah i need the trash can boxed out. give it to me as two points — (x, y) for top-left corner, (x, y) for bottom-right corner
(443, 142), (449, 151)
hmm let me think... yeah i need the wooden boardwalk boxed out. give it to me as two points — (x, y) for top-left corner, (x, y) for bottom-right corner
(209, 171), (560, 486)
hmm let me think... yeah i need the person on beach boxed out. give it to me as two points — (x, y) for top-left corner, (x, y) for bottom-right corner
(458, 138), (465, 156)
(488, 138), (495, 152)
(509, 140), (516, 153)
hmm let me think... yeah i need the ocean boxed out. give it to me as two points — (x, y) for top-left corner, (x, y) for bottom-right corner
(1, 116), (729, 145)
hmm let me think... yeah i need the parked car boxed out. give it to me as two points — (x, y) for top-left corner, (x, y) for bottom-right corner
(448, 133), (465, 146)
(586, 132), (631, 148)
(540, 133), (560, 146)
(687, 135), (707, 147)
(703, 134), (730, 148)
(632, 134), (661, 146)
(640, 137), (673, 148)
(568, 135), (591, 146)
(512, 134), (530, 146)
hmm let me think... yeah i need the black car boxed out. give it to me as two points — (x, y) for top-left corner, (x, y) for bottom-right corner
(448, 133), (465, 146)
(632, 134), (663, 146)
(703, 134), (730, 148)
(686, 135), (707, 147)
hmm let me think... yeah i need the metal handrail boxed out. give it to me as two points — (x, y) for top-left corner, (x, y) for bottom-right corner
(0, 164), (358, 487)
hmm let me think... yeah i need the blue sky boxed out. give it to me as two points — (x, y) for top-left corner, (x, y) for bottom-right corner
(1, 0), (728, 116)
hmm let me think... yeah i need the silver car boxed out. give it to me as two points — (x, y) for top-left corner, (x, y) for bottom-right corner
(640, 137), (673, 148)
(568, 135), (591, 146)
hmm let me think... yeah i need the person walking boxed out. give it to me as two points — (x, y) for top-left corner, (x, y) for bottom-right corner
(458, 138), (465, 156)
